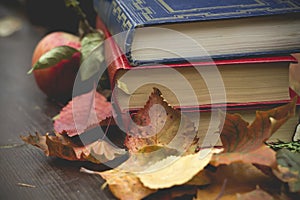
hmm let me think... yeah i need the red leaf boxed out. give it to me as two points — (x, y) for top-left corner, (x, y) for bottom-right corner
(54, 89), (112, 136)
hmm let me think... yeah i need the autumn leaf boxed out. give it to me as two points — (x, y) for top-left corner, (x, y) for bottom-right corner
(20, 132), (126, 164)
(125, 88), (198, 155)
(273, 149), (300, 193)
(194, 163), (283, 200)
(98, 169), (156, 200)
(84, 149), (217, 200)
(54, 89), (112, 137)
(125, 145), (180, 170)
(134, 148), (218, 189)
(211, 98), (297, 167)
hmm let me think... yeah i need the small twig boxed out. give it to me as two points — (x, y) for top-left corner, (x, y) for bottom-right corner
(17, 183), (36, 188)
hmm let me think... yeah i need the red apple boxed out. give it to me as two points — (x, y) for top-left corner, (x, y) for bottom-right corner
(31, 32), (81, 101)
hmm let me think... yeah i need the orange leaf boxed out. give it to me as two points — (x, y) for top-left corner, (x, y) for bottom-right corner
(211, 98), (297, 167)
(125, 88), (198, 154)
(99, 169), (156, 200)
(54, 89), (112, 136)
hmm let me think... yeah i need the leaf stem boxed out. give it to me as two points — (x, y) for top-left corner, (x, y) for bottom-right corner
(64, 0), (95, 35)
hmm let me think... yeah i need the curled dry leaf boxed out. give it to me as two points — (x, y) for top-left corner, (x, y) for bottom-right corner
(99, 169), (156, 200)
(211, 98), (297, 167)
(125, 88), (198, 155)
(54, 89), (112, 137)
(20, 132), (126, 164)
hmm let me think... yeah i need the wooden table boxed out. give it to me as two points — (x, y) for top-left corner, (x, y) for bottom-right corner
(0, 3), (115, 200)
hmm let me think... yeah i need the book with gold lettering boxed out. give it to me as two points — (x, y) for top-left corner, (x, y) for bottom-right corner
(95, 14), (300, 145)
(93, 0), (300, 65)
(96, 16), (297, 112)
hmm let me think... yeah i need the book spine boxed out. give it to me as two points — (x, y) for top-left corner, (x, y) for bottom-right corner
(93, 0), (131, 33)
(96, 16), (132, 87)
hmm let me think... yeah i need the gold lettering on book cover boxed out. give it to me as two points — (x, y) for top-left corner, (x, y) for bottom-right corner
(112, 0), (133, 30)
(133, 0), (154, 21)
(131, 0), (299, 22)
(157, 0), (265, 13)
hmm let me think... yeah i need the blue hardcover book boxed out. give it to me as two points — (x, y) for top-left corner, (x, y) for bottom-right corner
(93, 0), (300, 65)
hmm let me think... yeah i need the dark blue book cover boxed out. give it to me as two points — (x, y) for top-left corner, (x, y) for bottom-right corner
(94, 0), (300, 28)
(93, 0), (300, 64)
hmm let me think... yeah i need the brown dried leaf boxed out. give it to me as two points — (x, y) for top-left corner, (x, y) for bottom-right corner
(91, 148), (218, 200)
(99, 169), (156, 200)
(211, 98), (297, 167)
(125, 88), (198, 154)
(194, 163), (282, 200)
(21, 132), (125, 163)
(54, 89), (112, 136)
(211, 145), (277, 168)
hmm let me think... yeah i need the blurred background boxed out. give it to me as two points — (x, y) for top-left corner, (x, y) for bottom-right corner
(0, 0), (96, 35)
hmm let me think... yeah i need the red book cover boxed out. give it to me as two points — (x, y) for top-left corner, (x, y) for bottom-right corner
(96, 16), (298, 112)
(289, 88), (300, 105)
(289, 53), (300, 105)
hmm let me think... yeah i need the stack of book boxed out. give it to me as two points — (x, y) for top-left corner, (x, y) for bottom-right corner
(93, 0), (300, 144)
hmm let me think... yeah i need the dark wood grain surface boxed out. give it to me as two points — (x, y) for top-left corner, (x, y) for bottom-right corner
(0, 3), (115, 200)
